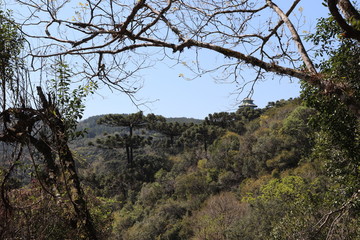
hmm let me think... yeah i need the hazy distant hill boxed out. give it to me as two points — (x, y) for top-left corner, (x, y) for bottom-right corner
(165, 117), (203, 124)
(75, 114), (202, 140)
(77, 115), (125, 139)
(71, 114), (203, 163)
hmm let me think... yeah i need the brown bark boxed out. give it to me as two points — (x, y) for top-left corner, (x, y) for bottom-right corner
(328, 0), (360, 41)
(0, 87), (98, 239)
(36, 86), (98, 240)
(338, 0), (360, 20)
(266, 0), (317, 74)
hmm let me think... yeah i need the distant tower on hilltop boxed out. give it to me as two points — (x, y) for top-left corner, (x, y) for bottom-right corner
(240, 97), (257, 109)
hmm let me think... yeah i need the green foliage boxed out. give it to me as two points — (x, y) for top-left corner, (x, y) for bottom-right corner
(242, 175), (329, 239)
(68, 96), (360, 239)
(83, 153), (171, 201)
(97, 112), (155, 131)
(205, 112), (244, 133)
(0, 9), (24, 105)
(204, 108), (263, 135)
(238, 101), (316, 178)
(154, 121), (189, 145)
(48, 60), (98, 139)
(258, 176), (310, 202)
(180, 124), (225, 151)
(235, 107), (263, 122)
(87, 194), (119, 239)
(174, 172), (210, 201)
(117, 199), (186, 240)
(0, 9), (23, 69)
(293, 13), (360, 239)
(204, 132), (242, 187)
(137, 182), (165, 207)
(303, 14), (360, 196)
(4, 1), (360, 237)
(96, 133), (149, 151)
(208, 132), (240, 170)
(306, 16), (342, 59)
(67, 98), (341, 239)
(96, 112), (165, 164)
(131, 154), (172, 183)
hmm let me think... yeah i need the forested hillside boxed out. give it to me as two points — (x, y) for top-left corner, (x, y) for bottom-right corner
(62, 98), (356, 239)
(2, 95), (360, 239)
(1, 0), (360, 239)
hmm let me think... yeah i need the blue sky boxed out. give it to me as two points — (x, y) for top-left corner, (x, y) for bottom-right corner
(6, 1), (330, 120)
(84, 60), (301, 119)
(81, 1), (329, 120)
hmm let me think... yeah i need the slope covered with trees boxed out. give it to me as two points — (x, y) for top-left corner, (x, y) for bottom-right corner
(1, 0), (360, 239)
(67, 97), (358, 240)
(3, 95), (359, 239)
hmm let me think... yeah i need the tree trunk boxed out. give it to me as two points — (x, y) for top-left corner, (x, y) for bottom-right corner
(328, 0), (360, 41)
(36, 87), (98, 240)
(126, 144), (131, 165)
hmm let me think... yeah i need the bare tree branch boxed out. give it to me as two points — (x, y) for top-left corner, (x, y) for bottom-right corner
(10, 0), (360, 115)
(266, 0), (317, 73)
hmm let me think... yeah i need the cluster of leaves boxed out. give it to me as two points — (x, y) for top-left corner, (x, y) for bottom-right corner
(0, 9), (23, 74)
(303, 14), (360, 197)
(48, 60), (98, 139)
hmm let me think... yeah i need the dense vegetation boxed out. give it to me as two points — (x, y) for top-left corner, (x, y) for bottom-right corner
(7, 95), (360, 239)
(1, 0), (360, 239)
(62, 97), (356, 239)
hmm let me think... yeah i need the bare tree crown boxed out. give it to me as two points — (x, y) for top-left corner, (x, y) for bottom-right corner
(12, 0), (360, 115)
